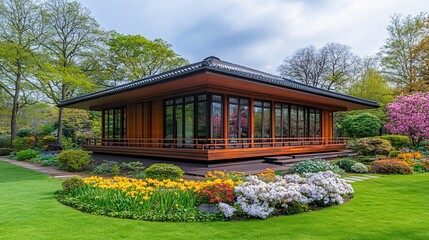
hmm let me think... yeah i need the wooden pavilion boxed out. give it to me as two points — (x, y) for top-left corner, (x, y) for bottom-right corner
(59, 56), (378, 161)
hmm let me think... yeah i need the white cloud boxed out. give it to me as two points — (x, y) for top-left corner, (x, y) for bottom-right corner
(79, 0), (429, 73)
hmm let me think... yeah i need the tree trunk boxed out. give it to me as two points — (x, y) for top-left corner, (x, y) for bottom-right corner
(57, 85), (66, 145)
(10, 69), (21, 147)
(57, 106), (63, 145)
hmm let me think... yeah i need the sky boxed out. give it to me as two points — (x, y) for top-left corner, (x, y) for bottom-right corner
(78, 0), (429, 74)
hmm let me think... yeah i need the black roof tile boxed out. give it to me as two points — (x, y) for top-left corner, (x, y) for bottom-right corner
(58, 56), (379, 108)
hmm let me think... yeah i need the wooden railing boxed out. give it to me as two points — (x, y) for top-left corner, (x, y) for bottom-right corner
(85, 137), (349, 150)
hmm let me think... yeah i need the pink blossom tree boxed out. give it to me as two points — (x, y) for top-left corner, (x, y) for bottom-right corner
(385, 92), (429, 147)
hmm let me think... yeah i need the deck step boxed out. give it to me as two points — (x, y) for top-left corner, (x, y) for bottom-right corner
(207, 159), (265, 168)
(264, 151), (356, 166)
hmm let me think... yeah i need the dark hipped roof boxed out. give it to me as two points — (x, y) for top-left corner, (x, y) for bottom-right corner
(58, 56), (379, 108)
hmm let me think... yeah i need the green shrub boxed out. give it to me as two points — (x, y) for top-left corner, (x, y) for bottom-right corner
(62, 176), (85, 191)
(342, 113), (381, 138)
(355, 155), (379, 163)
(371, 159), (413, 174)
(376, 135), (408, 150)
(17, 128), (33, 138)
(16, 149), (39, 161)
(287, 158), (345, 174)
(336, 158), (357, 172)
(388, 151), (401, 158)
(413, 163), (427, 173)
(348, 138), (391, 156)
(38, 135), (57, 149)
(111, 165), (120, 176)
(57, 150), (91, 172)
(0, 135), (11, 148)
(351, 163), (368, 173)
(0, 148), (13, 156)
(120, 161), (145, 174)
(91, 161), (118, 174)
(12, 137), (35, 151)
(144, 163), (184, 180)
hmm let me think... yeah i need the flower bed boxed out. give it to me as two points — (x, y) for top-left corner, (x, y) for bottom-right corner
(56, 170), (353, 222)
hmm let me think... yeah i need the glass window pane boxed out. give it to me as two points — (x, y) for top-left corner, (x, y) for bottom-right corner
(198, 94), (206, 101)
(275, 108), (281, 138)
(212, 95), (222, 102)
(184, 103), (194, 138)
(298, 107), (305, 137)
(122, 108), (127, 138)
(108, 109), (114, 138)
(240, 105), (249, 138)
(282, 106), (289, 137)
(166, 100), (173, 105)
(254, 107), (262, 138)
(185, 96), (194, 103)
(165, 105), (174, 138)
(263, 108), (271, 138)
(198, 102), (207, 138)
(290, 106), (297, 137)
(212, 101), (223, 138)
(315, 110), (321, 137)
(229, 97), (238, 104)
(175, 98), (182, 104)
(175, 104), (183, 138)
(240, 98), (249, 105)
(254, 101), (262, 107)
(228, 103), (238, 138)
(263, 102), (271, 107)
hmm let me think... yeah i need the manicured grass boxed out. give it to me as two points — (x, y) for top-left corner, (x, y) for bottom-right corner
(1, 161), (429, 240)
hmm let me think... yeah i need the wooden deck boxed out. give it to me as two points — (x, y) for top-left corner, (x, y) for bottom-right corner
(84, 137), (348, 161)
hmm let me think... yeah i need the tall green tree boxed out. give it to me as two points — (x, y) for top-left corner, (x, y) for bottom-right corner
(347, 69), (395, 121)
(0, 0), (42, 143)
(104, 32), (189, 83)
(381, 13), (428, 92)
(35, 0), (102, 144)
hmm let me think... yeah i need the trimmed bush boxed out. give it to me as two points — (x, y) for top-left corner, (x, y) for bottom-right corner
(144, 163), (184, 180)
(0, 135), (11, 148)
(376, 135), (408, 150)
(351, 163), (368, 173)
(57, 150), (91, 172)
(355, 155), (378, 163)
(287, 158), (345, 174)
(413, 163), (427, 173)
(336, 158), (357, 172)
(342, 113), (381, 138)
(371, 159), (413, 174)
(38, 135), (57, 149)
(91, 161), (119, 174)
(62, 176), (85, 191)
(0, 148), (13, 156)
(16, 149), (39, 161)
(348, 138), (391, 156)
(12, 137), (35, 151)
(17, 128), (33, 138)
(388, 151), (401, 158)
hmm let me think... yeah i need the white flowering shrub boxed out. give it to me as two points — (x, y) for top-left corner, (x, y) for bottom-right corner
(299, 171), (354, 205)
(351, 163), (369, 173)
(288, 158), (345, 174)
(218, 202), (236, 218)
(231, 171), (353, 219)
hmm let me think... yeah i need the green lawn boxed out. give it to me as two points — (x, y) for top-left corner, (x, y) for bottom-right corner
(1, 161), (429, 240)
